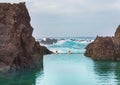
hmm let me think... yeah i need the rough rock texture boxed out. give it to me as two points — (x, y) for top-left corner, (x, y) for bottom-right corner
(0, 2), (52, 71)
(85, 25), (120, 60)
(85, 37), (115, 60)
(114, 25), (120, 59)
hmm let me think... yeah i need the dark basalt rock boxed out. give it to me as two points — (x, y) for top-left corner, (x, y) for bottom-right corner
(41, 46), (53, 55)
(85, 25), (120, 61)
(40, 38), (57, 45)
(0, 2), (52, 72)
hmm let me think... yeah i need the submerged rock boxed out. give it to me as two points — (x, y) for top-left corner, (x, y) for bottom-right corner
(85, 25), (120, 60)
(0, 2), (51, 72)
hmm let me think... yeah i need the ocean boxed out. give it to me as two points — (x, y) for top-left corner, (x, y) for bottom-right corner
(1, 37), (120, 85)
(42, 37), (94, 54)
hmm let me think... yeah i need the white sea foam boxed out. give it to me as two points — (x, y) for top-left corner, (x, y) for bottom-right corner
(41, 37), (94, 54)
(43, 38), (46, 41)
(54, 40), (67, 45)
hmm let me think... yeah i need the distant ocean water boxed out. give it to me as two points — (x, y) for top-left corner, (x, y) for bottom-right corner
(40, 37), (95, 54)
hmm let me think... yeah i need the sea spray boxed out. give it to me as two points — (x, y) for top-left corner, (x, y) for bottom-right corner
(40, 37), (94, 54)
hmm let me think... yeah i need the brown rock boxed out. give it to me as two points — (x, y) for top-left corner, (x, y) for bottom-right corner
(84, 42), (94, 57)
(85, 37), (115, 60)
(0, 2), (51, 72)
(114, 25), (120, 58)
(85, 25), (120, 60)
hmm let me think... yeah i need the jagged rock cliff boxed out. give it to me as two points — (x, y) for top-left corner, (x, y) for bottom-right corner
(0, 2), (52, 72)
(85, 25), (120, 60)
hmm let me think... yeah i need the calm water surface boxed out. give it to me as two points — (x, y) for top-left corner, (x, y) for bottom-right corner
(1, 54), (120, 85)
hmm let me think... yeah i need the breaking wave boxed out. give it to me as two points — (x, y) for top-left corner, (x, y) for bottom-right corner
(41, 37), (94, 54)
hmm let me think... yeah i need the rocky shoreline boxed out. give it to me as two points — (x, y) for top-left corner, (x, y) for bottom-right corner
(85, 25), (120, 61)
(0, 2), (52, 72)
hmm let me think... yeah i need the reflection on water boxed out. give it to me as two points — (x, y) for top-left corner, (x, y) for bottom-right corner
(93, 61), (120, 85)
(0, 68), (43, 85)
(39, 54), (120, 85)
(1, 54), (120, 85)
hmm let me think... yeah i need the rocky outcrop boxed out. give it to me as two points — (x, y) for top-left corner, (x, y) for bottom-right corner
(114, 25), (120, 59)
(0, 2), (51, 72)
(85, 37), (115, 60)
(85, 25), (120, 60)
(41, 46), (53, 54)
(40, 38), (57, 45)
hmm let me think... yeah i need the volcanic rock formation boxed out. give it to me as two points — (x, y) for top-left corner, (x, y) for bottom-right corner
(0, 2), (52, 72)
(85, 25), (120, 60)
(40, 38), (57, 45)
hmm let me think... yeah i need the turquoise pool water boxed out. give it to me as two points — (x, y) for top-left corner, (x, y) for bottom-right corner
(1, 54), (120, 85)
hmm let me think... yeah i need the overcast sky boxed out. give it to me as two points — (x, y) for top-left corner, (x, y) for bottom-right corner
(0, 0), (120, 38)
